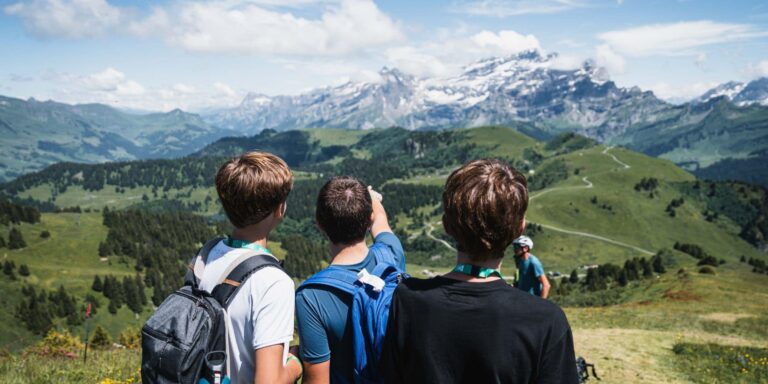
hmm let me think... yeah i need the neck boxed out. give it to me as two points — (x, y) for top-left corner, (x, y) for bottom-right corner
(444, 251), (503, 282)
(329, 241), (369, 265)
(231, 226), (270, 248)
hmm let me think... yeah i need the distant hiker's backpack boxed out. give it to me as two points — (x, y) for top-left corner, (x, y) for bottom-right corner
(576, 357), (600, 383)
(298, 246), (409, 384)
(141, 237), (284, 384)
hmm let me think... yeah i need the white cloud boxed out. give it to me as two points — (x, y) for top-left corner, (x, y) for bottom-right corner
(550, 54), (585, 70)
(6, 0), (404, 57)
(4, 0), (123, 38)
(214, 82), (237, 98)
(647, 81), (719, 103)
(82, 67), (145, 96)
(41, 68), (247, 111)
(385, 29), (541, 77)
(594, 44), (625, 74)
(172, 83), (196, 94)
(156, 0), (404, 56)
(597, 21), (768, 57)
(452, 0), (587, 17)
(753, 60), (768, 77)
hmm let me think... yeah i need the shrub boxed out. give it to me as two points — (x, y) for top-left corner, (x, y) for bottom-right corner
(27, 329), (83, 358)
(696, 256), (719, 267)
(698, 266), (716, 275)
(90, 326), (112, 349)
(118, 327), (141, 349)
(40, 230), (51, 239)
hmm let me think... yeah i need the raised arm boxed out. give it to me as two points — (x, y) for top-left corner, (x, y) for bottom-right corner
(369, 186), (392, 238)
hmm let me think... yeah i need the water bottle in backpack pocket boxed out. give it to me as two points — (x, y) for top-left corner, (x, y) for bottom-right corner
(141, 238), (284, 384)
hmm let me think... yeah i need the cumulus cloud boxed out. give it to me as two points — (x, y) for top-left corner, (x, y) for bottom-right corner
(82, 68), (145, 96)
(751, 60), (768, 77)
(166, 0), (403, 55)
(385, 29), (541, 77)
(6, 0), (404, 57)
(451, 0), (587, 17)
(597, 21), (768, 57)
(46, 69), (244, 111)
(4, 0), (123, 38)
(594, 44), (625, 74)
(647, 81), (720, 103)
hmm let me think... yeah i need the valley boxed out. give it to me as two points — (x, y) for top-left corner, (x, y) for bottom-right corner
(0, 126), (767, 383)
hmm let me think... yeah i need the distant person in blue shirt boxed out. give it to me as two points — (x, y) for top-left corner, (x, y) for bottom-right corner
(513, 236), (551, 298)
(295, 176), (404, 384)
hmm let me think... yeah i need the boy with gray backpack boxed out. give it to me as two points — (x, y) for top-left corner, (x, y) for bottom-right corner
(141, 152), (303, 384)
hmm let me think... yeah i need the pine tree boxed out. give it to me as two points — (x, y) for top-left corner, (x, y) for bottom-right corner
(3, 260), (14, 275)
(618, 269), (628, 287)
(90, 325), (112, 349)
(8, 228), (26, 249)
(92, 275), (103, 292)
(135, 274), (147, 306)
(18, 264), (30, 277)
(108, 298), (118, 314)
(652, 255), (666, 274)
(123, 276), (142, 314)
(569, 269), (579, 284)
(642, 258), (654, 278)
(0, 235), (6, 248)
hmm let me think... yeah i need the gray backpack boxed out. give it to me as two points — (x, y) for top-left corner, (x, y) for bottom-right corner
(141, 237), (284, 384)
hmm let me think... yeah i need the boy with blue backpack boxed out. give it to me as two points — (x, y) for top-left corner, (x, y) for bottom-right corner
(296, 176), (405, 384)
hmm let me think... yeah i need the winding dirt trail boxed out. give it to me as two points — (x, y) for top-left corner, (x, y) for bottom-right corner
(530, 146), (655, 256)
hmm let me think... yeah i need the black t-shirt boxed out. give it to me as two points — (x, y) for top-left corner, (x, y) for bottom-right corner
(380, 276), (578, 384)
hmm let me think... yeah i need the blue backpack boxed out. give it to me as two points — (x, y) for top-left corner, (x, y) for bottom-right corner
(298, 247), (409, 384)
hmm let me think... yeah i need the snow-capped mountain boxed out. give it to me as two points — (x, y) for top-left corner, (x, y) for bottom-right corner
(207, 50), (670, 140)
(695, 78), (768, 106)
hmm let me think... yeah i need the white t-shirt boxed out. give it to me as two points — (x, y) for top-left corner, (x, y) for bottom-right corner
(197, 240), (295, 384)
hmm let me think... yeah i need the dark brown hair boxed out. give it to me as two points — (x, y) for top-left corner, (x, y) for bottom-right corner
(316, 176), (372, 245)
(215, 152), (293, 228)
(442, 158), (528, 260)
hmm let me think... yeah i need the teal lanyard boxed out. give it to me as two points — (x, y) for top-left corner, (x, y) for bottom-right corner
(223, 236), (273, 255)
(452, 263), (504, 279)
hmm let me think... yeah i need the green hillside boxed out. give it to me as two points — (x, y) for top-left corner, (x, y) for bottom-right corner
(0, 126), (767, 383)
(0, 95), (230, 182)
(613, 99), (768, 187)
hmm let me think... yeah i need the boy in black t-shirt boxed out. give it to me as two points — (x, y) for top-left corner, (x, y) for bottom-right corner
(380, 158), (577, 384)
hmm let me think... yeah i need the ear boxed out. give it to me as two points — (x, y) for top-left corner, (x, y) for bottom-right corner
(274, 202), (287, 220)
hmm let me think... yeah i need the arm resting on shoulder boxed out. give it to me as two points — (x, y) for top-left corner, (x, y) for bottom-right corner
(301, 360), (331, 384)
(254, 344), (302, 383)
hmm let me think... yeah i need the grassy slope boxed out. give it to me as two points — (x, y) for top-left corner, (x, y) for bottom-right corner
(3, 126), (768, 382)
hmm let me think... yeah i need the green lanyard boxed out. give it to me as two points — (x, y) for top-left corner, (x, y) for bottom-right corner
(452, 263), (504, 279)
(223, 236), (273, 255)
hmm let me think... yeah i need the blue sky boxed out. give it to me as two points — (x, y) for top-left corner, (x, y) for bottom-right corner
(1, 0), (767, 111)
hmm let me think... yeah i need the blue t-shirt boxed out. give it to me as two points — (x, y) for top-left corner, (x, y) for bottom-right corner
(516, 254), (545, 296)
(295, 232), (405, 384)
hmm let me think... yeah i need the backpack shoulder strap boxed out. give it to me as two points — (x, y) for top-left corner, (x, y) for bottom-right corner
(184, 237), (225, 288)
(298, 268), (359, 296)
(211, 254), (284, 307)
